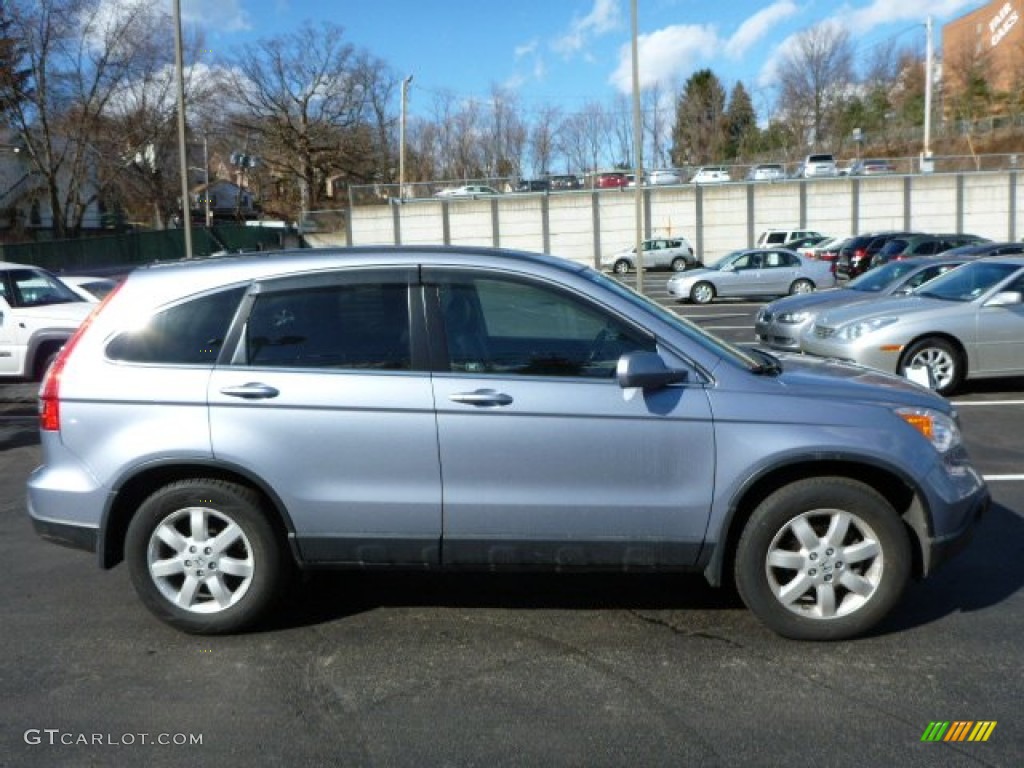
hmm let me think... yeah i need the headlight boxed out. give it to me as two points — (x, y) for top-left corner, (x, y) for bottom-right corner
(777, 311), (809, 324)
(895, 407), (961, 453)
(836, 317), (899, 341)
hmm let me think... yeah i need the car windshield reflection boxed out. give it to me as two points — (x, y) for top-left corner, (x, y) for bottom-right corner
(915, 262), (1021, 302)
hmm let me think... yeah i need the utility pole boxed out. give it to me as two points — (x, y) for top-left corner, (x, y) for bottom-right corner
(172, 0), (193, 258)
(400, 75), (413, 202)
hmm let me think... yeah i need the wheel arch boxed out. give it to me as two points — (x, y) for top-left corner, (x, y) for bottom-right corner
(99, 460), (297, 570)
(898, 332), (969, 374)
(704, 458), (926, 589)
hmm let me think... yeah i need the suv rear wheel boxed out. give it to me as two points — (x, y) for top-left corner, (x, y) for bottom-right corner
(734, 478), (910, 641)
(125, 479), (290, 634)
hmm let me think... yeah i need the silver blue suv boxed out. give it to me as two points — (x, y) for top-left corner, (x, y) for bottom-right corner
(27, 247), (988, 639)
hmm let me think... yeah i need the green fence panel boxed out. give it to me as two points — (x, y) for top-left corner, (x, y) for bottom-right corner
(0, 226), (290, 273)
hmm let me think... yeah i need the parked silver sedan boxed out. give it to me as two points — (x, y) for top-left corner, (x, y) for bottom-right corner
(801, 257), (1024, 395)
(755, 257), (972, 352)
(668, 248), (836, 304)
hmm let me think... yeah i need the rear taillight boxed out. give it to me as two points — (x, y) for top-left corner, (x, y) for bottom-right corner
(39, 283), (122, 432)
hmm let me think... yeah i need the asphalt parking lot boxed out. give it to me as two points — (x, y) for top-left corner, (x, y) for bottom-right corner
(1, 279), (1022, 767)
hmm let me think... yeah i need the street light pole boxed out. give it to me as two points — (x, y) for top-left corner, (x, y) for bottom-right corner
(923, 16), (934, 170)
(631, 0), (644, 295)
(203, 134), (211, 227)
(399, 75), (413, 201)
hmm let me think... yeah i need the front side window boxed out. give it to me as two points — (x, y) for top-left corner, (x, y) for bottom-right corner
(107, 287), (246, 364)
(245, 282), (410, 370)
(438, 277), (654, 378)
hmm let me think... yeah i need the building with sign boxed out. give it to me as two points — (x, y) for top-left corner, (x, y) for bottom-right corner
(942, 1), (1023, 103)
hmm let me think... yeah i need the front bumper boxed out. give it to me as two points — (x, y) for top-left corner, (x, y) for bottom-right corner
(919, 484), (989, 575)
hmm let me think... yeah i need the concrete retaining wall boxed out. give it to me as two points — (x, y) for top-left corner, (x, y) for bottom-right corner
(333, 171), (1023, 266)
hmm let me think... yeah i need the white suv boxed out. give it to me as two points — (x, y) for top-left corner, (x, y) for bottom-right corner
(802, 154), (838, 178)
(0, 261), (94, 379)
(690, 166), (731, 184)
(756, 229), (823, 247)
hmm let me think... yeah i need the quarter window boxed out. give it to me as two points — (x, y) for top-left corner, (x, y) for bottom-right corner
(107, 287), (246, 364)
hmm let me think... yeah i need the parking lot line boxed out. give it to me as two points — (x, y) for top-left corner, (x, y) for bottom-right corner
(951, 400), (1024, 406)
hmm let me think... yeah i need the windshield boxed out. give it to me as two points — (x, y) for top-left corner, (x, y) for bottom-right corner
(6, 268), (85, 307)
(915, 261), (1022, 301)
(716, 251), (744, 270)
(584, 268), (762, 371)
(845, 260), (920, 292)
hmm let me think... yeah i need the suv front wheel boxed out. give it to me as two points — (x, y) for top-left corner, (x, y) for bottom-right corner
(125, 479), (290, 634)
(734, 478), (910, 641)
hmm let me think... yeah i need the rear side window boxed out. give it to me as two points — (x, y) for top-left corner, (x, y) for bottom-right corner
(107, 287), (246, 364)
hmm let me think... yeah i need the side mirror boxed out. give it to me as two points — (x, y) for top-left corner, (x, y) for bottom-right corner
(986, 290), (1023, 307)
(617, 351), (688, 390)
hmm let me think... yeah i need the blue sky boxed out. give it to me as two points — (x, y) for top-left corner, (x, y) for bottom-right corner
(182, 0), (983, 118)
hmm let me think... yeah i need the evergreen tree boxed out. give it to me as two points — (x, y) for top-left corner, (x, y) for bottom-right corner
(725, 82), (757, 161)
(670, 69), (727, 167)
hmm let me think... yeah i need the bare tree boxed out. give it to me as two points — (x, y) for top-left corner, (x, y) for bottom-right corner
(225, 22), (390, 217)
(775, 23), (856, 149)
(482, 85), (526, 181)
(528, 104), (562, 176)
(642, 84), (671, 169)
(2, 0), (168, 237)
(942, 34), (996, 165)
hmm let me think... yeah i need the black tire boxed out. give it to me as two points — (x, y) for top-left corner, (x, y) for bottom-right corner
(125, 479), (290, 634)
(899, 337), (963, 396)
(671, 257), (689, 272)
(613, 259), (632, 275)
(734, 477), (911, 641)
(34, 345), (62, 381)
(789, 278), (814, 295)
(690, 281), (715, 304)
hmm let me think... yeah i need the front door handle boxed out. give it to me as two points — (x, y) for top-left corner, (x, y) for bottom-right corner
(449, 389), (513, 407)
(220, 383), (280, 399)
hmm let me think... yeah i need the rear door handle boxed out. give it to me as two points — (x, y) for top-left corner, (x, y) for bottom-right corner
(449, 389), (513, 407)
(219, 383), (280, 399)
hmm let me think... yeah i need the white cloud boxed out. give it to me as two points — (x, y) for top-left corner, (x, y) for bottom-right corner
(845, 0), (977, 32)
(553, 0), (623, 55)
(608, 24), (720, 93)
(515, 39), (539, 59)
(725, 1), (799, 58)
(181, 0), (250, 34)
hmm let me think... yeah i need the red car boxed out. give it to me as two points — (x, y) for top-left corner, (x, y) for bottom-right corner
(594, 172), (628, 189)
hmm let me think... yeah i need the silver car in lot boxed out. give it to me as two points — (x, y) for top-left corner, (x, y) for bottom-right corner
(668, 248), (836, 304)
(755, 257), (973, 352)
(602, 237), (698, 274)
(27, 246), (987, 640)
(802, 256), (1024, 395)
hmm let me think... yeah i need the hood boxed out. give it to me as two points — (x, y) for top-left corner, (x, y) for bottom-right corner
(814, 295), (942, 328)
(13, 301), (94, 324)
(761, 287), (853, 314)
(772, 352), (949, 411)
(669, 266), (716, 282)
